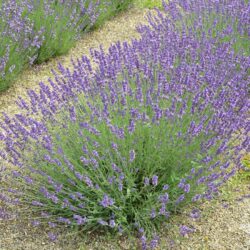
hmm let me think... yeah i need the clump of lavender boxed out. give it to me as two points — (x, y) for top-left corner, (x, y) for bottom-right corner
(0, 1), (249, 248)
(159, 0), (249, 55)
(0, 0), (100, 90)
(0, 0), (133, 91)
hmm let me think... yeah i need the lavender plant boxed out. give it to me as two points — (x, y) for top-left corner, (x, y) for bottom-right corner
(93, 0), (134, 28)
(0, 0), (39, 91)
(0, 0), (133, 91)
(0, 1), (249, 249)
(160, 0), (250, 55)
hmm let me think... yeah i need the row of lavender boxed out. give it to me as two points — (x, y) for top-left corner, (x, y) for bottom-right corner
(0, 0), (249, 249)
(0, 0), (133, 91)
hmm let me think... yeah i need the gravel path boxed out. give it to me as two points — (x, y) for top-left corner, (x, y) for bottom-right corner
(0, 6), (249, 250)
(164, 181), (250, 250)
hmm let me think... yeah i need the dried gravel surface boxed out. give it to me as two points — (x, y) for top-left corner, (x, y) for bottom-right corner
(0, 6), (249, 250)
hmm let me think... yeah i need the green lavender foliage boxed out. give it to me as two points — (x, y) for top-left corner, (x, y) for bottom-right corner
(0, 0), (133, 91)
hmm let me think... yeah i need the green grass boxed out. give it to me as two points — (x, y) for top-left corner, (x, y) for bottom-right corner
(134, 0), (163, 9)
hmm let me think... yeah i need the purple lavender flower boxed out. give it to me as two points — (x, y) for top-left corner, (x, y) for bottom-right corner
(179, 225), (195, 237)
(73, 214), (87, 225)
(83, 176), (93, 188)
(24, 176), (33, 185)
(152, 175), (158, 186)
(69, 106), (76, 122)
(163, 184), (169, 190)
(111, 142), (118, 151)
(144, 177), (150, 186)
(109, 219), (116, 228)
(129, 149), (135, 162)
(98, 219), (108, 226)
(118, 182), (123, 191)
(190, 209), (201, 219)
(92, 150), (99, 158)
(140, 235), (148, 250)
(57, 217), (71, 225)
(100, 194), (114, 208)
(184, 184), (191, 193)
(48, 232), (57, 241)
(128, 119), (135, 134)
(0, 208), (10, 220)
(80, 156), (89, 165)
(12, 170), (21, 178)
(75, 172), (83, 181)
(150, 209), (156, 219)
(32, 220), (40, 227)
(150, 235), (160, 249)
(31, 201), (44, 207)
(112, 163), (122, 173)
(159, 193), (169, 203)
(48, 222), (57, 228)
(78, 203), (85, 209)
(159, 203), (166, 215)
(176, 194), (185, 204)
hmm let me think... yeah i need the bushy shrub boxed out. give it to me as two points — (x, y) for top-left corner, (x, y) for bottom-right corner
(0, 0), (249, 248)
(0, 0), (133, 91)
(161, 0), (250, 55)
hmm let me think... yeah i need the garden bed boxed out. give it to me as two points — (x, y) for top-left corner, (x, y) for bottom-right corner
(0, 1), (249, 250)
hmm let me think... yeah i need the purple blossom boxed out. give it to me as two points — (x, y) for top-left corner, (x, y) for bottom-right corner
(48, 222), (57, 228)
(31, 201), (44, 207)
(73, 214), (87, 225)
(176, 194), (185, 204)
(152, 175), (158, 186)
(150, 209), (156, 219)
(159, 193), (169, 203)
(83, 176), (93, 188)
(24, 176), (33, 185)
(163, 184), (169, 190)
(128, 119), (135, 134)
(140, 235), (148, 250)
(129, 149), (135, 162)
(144, 177), (150, 186)
(48, 232), (57, 241)
(118, 182), (123, 191)
(80, 156), (89, 165)
(100, 194), (114, 208)
(192, 194), (202, 202)
(190, 209), (201, 219)
(112, 163), (122, 173)
(184, 184), (191, 193)
(150, 235), (160, 249)
(0, 208), (10, 220)
(109, 219), (116, 228)
(12, 170), (21, 178)
(69, 106), (76, 122)
(32, 220), (40, 227)
(179, 225), (195, 237)
(111, 142), (118, 150)
(57, 217), (71, 225)
(159, 203), (166, 215)
(98, 219), (108, 226)
(75, 172), (83, 181)
(92, 150), (99, 158)
(78, 203), (85, 209)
